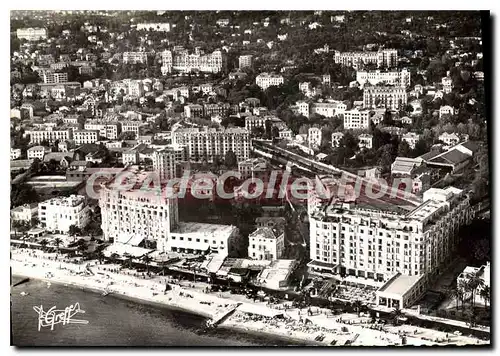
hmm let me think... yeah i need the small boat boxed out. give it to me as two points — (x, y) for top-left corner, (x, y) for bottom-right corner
(46, 282), (51, 288)
(102, 290), (111, 296)
(20, 292), (29, 296)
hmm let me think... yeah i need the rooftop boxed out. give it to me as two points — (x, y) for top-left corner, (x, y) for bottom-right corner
(171, 222), (237, 238)
(377, 272), (424, 296)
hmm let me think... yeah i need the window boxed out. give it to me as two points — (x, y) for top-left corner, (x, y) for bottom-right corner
(196, 238), (200, 242)
(172, 236), (176, 240)
(180, 237), (184, 241)
(188, 238), (192, 241)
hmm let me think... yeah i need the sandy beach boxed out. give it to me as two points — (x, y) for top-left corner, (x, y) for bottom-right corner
(11, 247), (490, 347)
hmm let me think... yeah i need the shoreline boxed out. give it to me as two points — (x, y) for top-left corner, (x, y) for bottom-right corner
(11, 272), (213, 320)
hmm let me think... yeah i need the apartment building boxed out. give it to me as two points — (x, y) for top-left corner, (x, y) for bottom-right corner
(358, 133), (373, 149)
(239, 54), (253, 69)
(308, 187), (473, 294)
(99, 168), (179, 251)
(356, 68), (411, 88)
(121, 121), (141, 138)
(84, 121), (120, 140)
(11, 148), (22, 160)
(255, 73), (284, 90)
(296, 101), (310, 117)
(245, 116), (268, 131)
(152, 145), (187, 181)
(128, 80), (145, 98)
(248, 226), (285, 260)
(25, 127), (73, 144)
(363, 86), (408, 110)
(136, 23), (170, 32)
(343, 109), (372, 130)
(308, 127), (322, 148)
(172, 127), (250, 163)
(334, 49), (398, 69)
(16, 27), (47, 41)
(73, 130), (99, 145)
(38, 195), (90, 233)
(27, 146), (50, 160)
(43, 71), (69, 84)
(122, 52), (148, 64)
(184, 104), (204, 118)
(203, 103), (231, 117)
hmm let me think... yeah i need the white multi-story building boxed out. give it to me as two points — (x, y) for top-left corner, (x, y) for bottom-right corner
(16, 27), (47, 41)
(255, 73), (284, 90)
(363, 86), (408, 110)
(358, 133), (373, 149)
(73, 130), (99, 145)
(356, 68), (411, 88)
(152, 145), (186, 181)
(296, 101), (310, 117)
(402, 132), (420, 149)
(331, 132), (344, 148)
(84, 121), (120, 140)
(25, 127), (73, 144)
(438, 132), (463, 146)
(334, 49), (398, 69)
(239, 55), (253, 69)
(308, 187), (473, 296)
(310, 102), (344, 118)
(136, 23), (170, 32)
(27, 146), (50, 160)
(308, 127), (322, 148)
(99, 169), (179, 251)
(42, 72), (69, 84)
(248, 226), (285, 260)
(168, 222), (239, 257)
(121, 121), (141, 138)
(439, 105), (456, 118)
(11, 148), (22, 160)
(245, 116), (267, 131)
(123, 52), (148, 64)
(457, 262), (490, 306)
(172, 127), (250, 163)
(38, 195), (90, 233)
(343, 109), (372, 130)
(161, 48), (224, 74)
(128, 80), (145, 98)
(11, 204), (38, 224)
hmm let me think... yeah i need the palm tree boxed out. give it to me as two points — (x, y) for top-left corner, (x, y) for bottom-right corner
(110, 253), (120, 264)
(39, 239), (49, 251)
(391, 306), (403, 326)
(452, 287), (462, 310)
(142, 254), (152, 274)
(466, 273), (485, 309)
(77, 243), (87, 256)
(353, 300), (363, 316)
(480, 285), (490, 308)
(53, 237), (63, 254)
(124, 253), (134, 269)
(457, 279), (468, 310)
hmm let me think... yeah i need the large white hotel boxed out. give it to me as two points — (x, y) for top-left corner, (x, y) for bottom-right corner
(172, 127), (250, 163)
(16, 27), (47, 41)
(255, 73), (284, 90)
(356, 68), (411, 88)
(99, 166), (239, 256)
(161, 48), (224, 74)
(334, 49), (398, 69)
(308, 186), (473, 306)
(363, 85), (408, 110)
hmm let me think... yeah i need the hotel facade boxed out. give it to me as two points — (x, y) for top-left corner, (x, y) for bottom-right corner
(363, 85), (408, 110)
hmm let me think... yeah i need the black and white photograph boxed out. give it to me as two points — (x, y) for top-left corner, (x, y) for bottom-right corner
(9, 9), (492, 347)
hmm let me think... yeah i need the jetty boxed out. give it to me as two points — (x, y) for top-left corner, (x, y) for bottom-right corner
(12, 277), (30, 287)
(207, 303), (242, 328)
